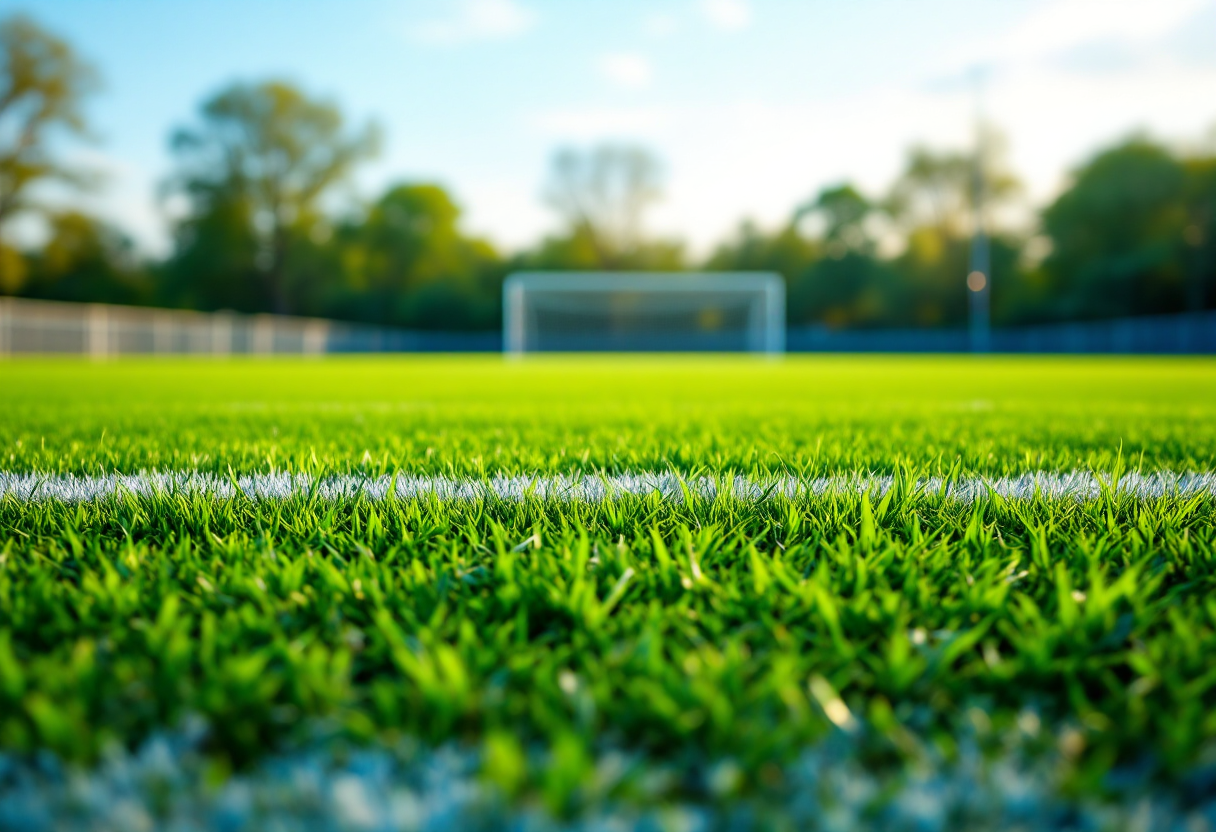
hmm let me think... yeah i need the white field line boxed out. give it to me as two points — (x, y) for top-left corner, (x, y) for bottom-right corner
(1, 470), (1214, 504)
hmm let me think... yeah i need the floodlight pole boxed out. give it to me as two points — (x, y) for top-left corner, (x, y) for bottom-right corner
(968, 199), (991, 353)
(968, 74), (991, 354)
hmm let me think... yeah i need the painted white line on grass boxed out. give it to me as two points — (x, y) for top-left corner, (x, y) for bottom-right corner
(1, 470), (1214, 504)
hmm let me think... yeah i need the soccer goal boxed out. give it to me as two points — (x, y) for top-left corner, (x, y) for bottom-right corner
(503, 272), (785, 354)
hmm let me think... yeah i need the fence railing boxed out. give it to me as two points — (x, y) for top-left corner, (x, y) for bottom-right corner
(0, 298), (331, 357)
(786, 311), (1216, 354)
(1, 296), (1213, 355)
(0, 297), (494, 356)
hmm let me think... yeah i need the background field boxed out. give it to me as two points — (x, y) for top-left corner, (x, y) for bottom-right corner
(2, 356), (1216, 828)
(4, 356), (1216, 475)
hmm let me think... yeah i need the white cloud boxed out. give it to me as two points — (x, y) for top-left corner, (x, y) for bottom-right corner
(700, 0), (752, 32)
(1003, 0), (1208, 58)
(643, 12), (680, 38)
(598, 53), (653, 89)
(412, 0), (536, 45)
(531, 105), (669, 140)
(937, 0), (1210, 76)
(454, 176), (551, 250)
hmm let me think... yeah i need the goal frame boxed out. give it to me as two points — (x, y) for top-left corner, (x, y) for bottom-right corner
(503, 271), (785, 355)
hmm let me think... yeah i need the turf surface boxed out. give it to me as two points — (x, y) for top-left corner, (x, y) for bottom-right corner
(1, 356), (1215, 822)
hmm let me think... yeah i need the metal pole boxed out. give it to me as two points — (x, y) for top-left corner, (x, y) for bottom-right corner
(968, 230), (990, 353)
(0, 296), (10, 357)
(968, 81), (991, 354)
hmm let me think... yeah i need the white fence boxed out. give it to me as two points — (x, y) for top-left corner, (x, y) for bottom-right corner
(0, 297), (332, 357)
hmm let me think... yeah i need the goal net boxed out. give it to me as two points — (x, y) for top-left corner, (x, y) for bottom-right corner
(503, 272), (785, 354)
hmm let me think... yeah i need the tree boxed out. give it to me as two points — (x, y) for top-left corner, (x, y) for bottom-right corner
(886, 128), (1019, 238)
(707, 185), (905, 328)
(1040, 139), (1190, 319)
(167, 80), (379, 313)
(792, 184), (901, 327)
(330, 183), (503, 329)
(20, 210), (148, 304)
(0, 15), (99, 292)
(706, 219), (817, 278)
(795, 184), (873, 257)
(706, 219), (818, 320)
(160, 189), (264, 312)
(1182, 154), (1216, 312)
(541, 144), (676, 269)
(886, 147), (973, 237)
(884, 130), (1022, 327)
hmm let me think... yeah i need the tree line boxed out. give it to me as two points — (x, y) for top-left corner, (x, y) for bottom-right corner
(1, 14), (1214, 330)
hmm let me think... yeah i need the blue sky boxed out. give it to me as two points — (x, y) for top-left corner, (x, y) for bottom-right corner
(7, 0), (1216, 255)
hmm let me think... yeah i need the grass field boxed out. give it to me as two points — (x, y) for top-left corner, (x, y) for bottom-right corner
(2, 355), (1215, 830)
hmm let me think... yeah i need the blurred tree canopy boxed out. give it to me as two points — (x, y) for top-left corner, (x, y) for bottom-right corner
(2, 14), (1214, 332)
(325, 183), (504, 330)
(1035, 139), (1213, 320)
(0, 14), (99, 293)
(1183, 154), (1216, 311)
(17, 211), (146, 304)
(709, 138), (1024, 330)
(164, 79), (380, 314)
(525, 144), (683, 270)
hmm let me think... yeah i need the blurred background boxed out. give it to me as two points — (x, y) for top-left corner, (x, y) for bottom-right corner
(0, 0), (1213, 350)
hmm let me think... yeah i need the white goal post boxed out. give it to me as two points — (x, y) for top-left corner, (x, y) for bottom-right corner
(503, 272), (785, 354)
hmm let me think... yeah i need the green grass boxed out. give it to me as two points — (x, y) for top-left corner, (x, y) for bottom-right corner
(1, 355), (1215, 809)
(3, 355), (1216, 475)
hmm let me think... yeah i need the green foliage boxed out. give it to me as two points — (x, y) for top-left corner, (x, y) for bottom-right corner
(803, 185), (873, 252)
(165, 79), (380, 315)
(1040, 139), (1215, 320)
(327, 184), (504, 329)
(0, 14), (100, 293)
(710, 135), (1215, 329)
(1183, 155), (1216, 311)
(711, 178), (1018, 329)
(519, 224), (685, 273)
(17, 212), (150, 305)
(0, 356), (1215, 794)
(708, 220), (818, 279)
(886, 139), (1019, 237)
(1040, 139), (1191, 318)
(536, 144), (681, 271)
(161, 189), (265, 313)
(888, 228), (1024, 328)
